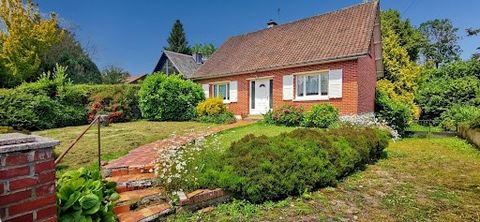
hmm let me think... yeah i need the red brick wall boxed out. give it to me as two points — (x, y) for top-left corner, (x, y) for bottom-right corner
(197, 58), (376, 116)
(357, 37), (377, 113)
(0, 148), (56, 222)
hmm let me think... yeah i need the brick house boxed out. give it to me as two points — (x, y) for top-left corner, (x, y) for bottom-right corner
(190, 1), (382, 117)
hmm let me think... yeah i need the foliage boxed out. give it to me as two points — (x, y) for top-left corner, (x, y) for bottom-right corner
(38, 30), (102, 84)
(264, 104), (303, 126)
(301, 104), (339, 128)
(380, 12), (422, 120)
(56, 168), (118, 222)
(191, 43), (216, 57)
(375, 87), (411, 135)
(419, 19), (462, 68)
(138, 73), (204, 121)
(0, 65), (141, 130)
(381, 10), (425, 62)
(196, 97), (226, 116)
(165, 19), (191, 54)
(197, 127), (389, 203)
(416, 60), (480, 120)
(466, 27), (480, 59)
(0, 126), (13, 134)
(440, 105), (480, 131)
(101, 65), (130, 84)
(470, 116), (480, 129)
(196, 112), (236, 124)
(0, 0), (63, 87)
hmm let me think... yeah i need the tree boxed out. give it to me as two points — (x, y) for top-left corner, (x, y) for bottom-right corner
(101, 65), (130, 84)
(191, 43), (216, 57)
(380, 10), (425, 62)
(419, 19), (462, 68)
(466, 27), (480, 59)
(165, 20), (191, 54)
(38, 30), (102, 84)
(0, 0), (63, 87)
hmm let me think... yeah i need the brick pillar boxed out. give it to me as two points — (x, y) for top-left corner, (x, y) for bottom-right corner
(0, 133), (59, 222)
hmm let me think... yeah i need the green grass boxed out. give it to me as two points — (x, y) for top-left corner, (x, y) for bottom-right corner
(169, 136), (480, 222)
(33, 120), (215, 172)
(407, 123), (443, 132)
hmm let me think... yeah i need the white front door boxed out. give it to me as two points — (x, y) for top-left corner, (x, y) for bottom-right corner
(250, 79), (271, 115)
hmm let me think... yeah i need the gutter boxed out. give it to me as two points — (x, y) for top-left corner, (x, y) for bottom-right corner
(191, 53), (367, 80)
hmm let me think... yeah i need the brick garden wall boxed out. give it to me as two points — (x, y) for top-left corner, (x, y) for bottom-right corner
(197, 59), (377, 116)
(0, 134), (58, 222)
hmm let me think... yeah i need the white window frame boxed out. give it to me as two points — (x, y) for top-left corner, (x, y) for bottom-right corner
(213, 82), (230, 103)
(294, 71), (329, 101)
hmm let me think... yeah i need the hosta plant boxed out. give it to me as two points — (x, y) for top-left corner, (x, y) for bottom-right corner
(56, 168), (119, 222)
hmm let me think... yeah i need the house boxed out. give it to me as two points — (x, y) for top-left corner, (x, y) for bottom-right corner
(125, 74), (147, 84)
(190, 1), (382, 117)
(153, 50), (204, 79)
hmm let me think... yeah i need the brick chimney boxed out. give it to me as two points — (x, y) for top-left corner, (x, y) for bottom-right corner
(267, 19), (277, 28)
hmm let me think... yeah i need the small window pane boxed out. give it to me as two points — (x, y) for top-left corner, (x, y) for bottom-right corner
(306, 75), (319, 96)
(218, 84), (227, 100)
(213, 85), (218, 97)
(296, 76), (304, 96)
(321, 74), (328, 96)
(251, 81), (255, 109)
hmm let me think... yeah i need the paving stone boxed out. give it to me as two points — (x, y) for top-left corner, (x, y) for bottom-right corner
(117, 203), (172, 222)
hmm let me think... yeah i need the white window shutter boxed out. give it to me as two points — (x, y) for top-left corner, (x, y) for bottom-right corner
(283, 75), (293, 100)
(202, 84), (210, 98)
(229, 81), (238, 102)
(328, 69), (343, 98)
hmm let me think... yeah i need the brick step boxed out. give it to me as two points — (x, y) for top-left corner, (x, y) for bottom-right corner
(105, 173), (156, 193)
(113, 187), (167, 214)
(117, 202), (172, 222)
(102, 165), (155, 178)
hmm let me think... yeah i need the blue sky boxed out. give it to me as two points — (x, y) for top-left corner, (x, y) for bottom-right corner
(37, 0), (480, 76)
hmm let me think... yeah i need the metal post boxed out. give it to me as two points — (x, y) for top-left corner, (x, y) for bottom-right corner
(97, 116), (101, 170)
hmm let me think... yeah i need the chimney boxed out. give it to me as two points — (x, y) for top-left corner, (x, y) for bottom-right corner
(193, 53), (203, 64)
(267, 19), (277, 28)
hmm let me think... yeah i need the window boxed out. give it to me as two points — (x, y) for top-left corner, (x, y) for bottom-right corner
(251, 81), (255, 109)
(213, 82), (230, 100)
(296, 72), (329, 99)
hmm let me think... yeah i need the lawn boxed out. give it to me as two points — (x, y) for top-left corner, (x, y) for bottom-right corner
(170, 134), (480, 221)
(34, 120), (215, 172)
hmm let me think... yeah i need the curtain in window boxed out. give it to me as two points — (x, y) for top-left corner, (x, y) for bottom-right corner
(306, 75), (319, 95)
(296, 76), (304, 96)
(321, 74), (329, 96)
(218, 84), (227, 100)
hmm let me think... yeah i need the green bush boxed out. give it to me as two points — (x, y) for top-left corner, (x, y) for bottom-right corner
(138, 73), (204, 121)
(470, 116), (480, 129)
(440, 105), (480, 131)
(416, 60), (480, 120)
(56, 168), (118, 222)
(264, 104), (303, 126)
(301, 104), (339, 128)
(197, 112), (236, 124)
(375, 88), (411, 135)
(200, 127), (389, 203)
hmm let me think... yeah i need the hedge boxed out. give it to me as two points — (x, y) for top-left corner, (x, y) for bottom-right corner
(199, 126), (390, 203)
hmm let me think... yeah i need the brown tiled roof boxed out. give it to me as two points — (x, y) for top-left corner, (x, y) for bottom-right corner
(193, 1), (378, 79)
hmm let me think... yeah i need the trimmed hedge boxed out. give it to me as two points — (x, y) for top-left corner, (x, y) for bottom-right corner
(199, 126), (390, 203)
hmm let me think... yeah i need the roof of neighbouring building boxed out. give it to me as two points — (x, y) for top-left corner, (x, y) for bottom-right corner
(192, 1), (379, 79)
(125, 74), (147, 84)
(153, 50), (202, 78)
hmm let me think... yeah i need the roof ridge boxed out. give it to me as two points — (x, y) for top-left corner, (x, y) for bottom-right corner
(163, 50), (193, 58)
(233, 1), (377, 39)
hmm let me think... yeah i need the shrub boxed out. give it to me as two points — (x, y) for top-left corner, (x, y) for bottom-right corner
(301, 104), (339, 128)
(375, 88), (411, 135)
(264, 104), (303, 126)
(56, 168), (118, 222)
(440, 105), (480, 131)
(138, 73), (204, 121)
(199, 127), (389, 203)
(196, 97), (226, 116)
(470, 116), (480, 129)
(197, 112), (236, 124)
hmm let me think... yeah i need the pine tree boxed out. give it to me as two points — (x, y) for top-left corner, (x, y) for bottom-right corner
(165, 20), (191, 54)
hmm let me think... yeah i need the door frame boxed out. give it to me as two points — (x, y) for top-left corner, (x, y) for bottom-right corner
(249, 78), (273, 115)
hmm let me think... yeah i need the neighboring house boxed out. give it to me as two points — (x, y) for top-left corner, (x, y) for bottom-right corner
(190, 1), (382, 117)
(125, 74), (147, 84)
(153, 50), (204, 79)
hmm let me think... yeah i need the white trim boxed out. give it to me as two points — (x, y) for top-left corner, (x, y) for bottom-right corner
(282, 75), (293, 100)
(212, 82), (231, 103)
(295, 71), (329, 101)
(293, 96), (329, 101)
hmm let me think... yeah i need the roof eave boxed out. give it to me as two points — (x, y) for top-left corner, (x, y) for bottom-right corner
(191, 53), (367, 80)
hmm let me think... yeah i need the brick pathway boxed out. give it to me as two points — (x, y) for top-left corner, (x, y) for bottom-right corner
(103, 120), (255, 174)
